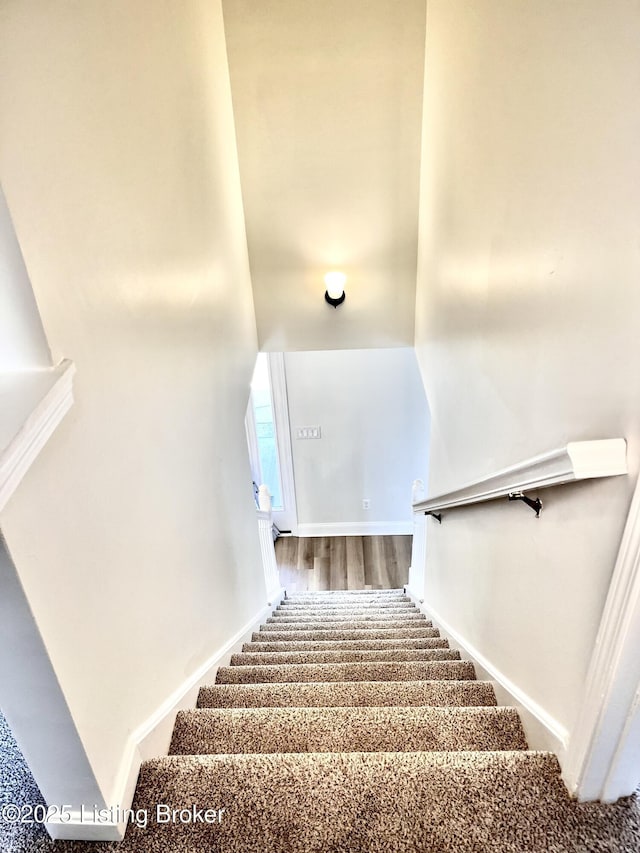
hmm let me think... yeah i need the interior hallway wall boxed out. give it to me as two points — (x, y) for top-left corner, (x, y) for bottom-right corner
(414, 0), (640, 745)
(284, 348), (430, 533)
(0, 0), (265, 810)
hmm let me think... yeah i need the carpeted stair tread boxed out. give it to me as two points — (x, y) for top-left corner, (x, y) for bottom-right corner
(284, 589), (406, 597)
(252, 626), (441, 642)
(215, 660), (475, 684)
(272, 607), (423, 617)
(265, 613), (432, 627)
(169, 706), (527, 755)
(198, 679), (498, 708)
(261, 619), (430, 631)
(278, 597), (416, 605)
(282, 595), (410, 605)
(276, 602), (419, 613)
(230, 648), (461, 666)
(265, 613), (428, 624)
(124, 587), (603, 852)
(242, 637), (450, 653)
(252, 622), (440, 642)
(278, 598), (408, 612)
(120, 750), (639, 853)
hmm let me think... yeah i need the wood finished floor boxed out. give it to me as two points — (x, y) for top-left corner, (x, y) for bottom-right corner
(275, 535), (412, 592)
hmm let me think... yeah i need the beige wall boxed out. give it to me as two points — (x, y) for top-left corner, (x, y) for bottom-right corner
(415, 0), (640, 739)
(0, 0), (264, 806)
(223, 0), (425, 352)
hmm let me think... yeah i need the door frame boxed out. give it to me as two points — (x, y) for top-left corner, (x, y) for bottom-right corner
(267, 352), (298, 534)
(245, 352), (298, 534)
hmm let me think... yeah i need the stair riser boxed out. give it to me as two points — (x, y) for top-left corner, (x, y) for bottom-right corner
(197, 680), (498, 708)
(230, 649), (460, 666)
(283, 596), (409, 604)
(266, 614), (428, 623)
(215, 661), (475, 684)
(282, 599), (410, 607)
(283, 590), (406, 597)
(170, 707), (527, 755)
(259, 620), (432, 632)
(269, 609), (426, 622)
(276, 603), (418, 611)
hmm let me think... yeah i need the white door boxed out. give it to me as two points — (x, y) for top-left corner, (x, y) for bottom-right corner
(246, 352), (298, 534)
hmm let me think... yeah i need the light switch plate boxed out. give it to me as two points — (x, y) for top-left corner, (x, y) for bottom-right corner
(295, 425), (322, 440)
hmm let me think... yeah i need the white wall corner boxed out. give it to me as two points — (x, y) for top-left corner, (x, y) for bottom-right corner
(48, 591), (285, 841)
(268, 352), (298, 534)
(562, 472), (640, 802)
(404, 589), (569, 757)
(408, 482), (427, 600)
(256, 490), (281, 601)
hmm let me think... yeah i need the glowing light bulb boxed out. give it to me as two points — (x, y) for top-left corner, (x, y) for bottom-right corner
(324, 271), (346, 299)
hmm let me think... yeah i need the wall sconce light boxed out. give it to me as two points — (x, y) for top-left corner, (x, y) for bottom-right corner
(324, 271), (346, 308)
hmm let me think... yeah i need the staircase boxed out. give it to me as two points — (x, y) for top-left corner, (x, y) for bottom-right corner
(119, 589), (622, 851)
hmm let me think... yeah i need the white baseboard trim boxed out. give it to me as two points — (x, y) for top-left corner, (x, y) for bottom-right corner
(45, 809), (121, 841)
(47, 590), (285, 841)
(404, 587), (569, 757)
(296, 521), (412, 537)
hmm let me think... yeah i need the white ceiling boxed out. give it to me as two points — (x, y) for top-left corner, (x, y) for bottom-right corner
(222, 0), (426, 351)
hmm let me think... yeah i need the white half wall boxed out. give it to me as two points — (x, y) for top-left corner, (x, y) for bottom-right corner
(0, 0), (265, 832)
(0, 536), (105, 813)
(284, 348), (430, 532)
(415, 0), (640, 758)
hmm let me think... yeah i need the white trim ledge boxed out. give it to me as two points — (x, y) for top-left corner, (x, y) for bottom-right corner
(413, 439), (627, 515)
(0, 360), (76, 514)
(297, 521), (412, 537)
(405, 587), (569, 756)
(47, 592), (285, 841)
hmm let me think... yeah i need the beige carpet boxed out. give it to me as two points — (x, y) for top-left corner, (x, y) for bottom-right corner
(55, 589), (640, 851)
